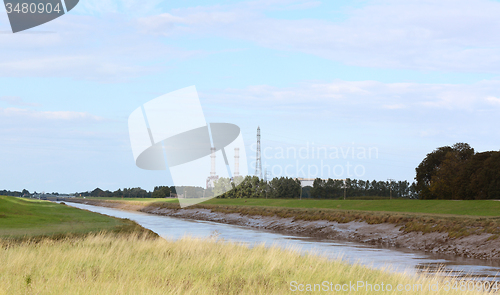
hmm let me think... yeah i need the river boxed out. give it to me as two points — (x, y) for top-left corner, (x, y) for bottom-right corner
(65, 202), (500, 281)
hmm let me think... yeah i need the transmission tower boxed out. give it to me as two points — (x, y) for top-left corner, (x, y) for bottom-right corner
(264, 169), (270, 182)
(254, 126), (263, 179)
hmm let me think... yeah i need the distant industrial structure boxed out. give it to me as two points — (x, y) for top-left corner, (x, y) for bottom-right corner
(294, 178), (316, 187)
(254, 126), (262, 179)
(206, 147), (219, 189)
(234, 147), (240, 177)
(294, 178), (346, 187)
(206, 146), (242, 189)
(205, 126), (261, 188)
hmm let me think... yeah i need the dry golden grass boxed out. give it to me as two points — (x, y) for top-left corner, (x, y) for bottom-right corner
(0, 233), (487, 294)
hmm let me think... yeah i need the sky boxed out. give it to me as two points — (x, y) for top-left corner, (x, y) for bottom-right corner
(1, 0), (500, 193)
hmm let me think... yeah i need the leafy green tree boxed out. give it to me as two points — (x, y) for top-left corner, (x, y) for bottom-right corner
(152, 186), (171, 198)
(415, 143), (473, 199)
(311, 178), (325, 198)
(465, 151), (500, 199)
(91, 188), (104, 197)
(213, 178), (234, 197)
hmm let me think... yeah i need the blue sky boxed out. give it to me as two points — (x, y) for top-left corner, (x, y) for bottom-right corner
(1, 0), (500, 193)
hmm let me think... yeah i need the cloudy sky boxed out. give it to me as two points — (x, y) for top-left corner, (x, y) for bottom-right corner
(1, 0), (500, 193)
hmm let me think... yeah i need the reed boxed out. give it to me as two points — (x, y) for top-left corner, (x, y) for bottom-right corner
(0, 233), (486, 294)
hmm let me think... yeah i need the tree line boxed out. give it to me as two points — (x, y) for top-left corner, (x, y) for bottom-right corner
(214, 176), (301, 199)
(75, 186), (210, 199)
(10, 142), (495, 201)
(310, 178), (417, 199)
(0, 189), (23, 197)
(214, 176), (416, 199)
(76, 186), (173, 198)
(415, 143), (500, 199)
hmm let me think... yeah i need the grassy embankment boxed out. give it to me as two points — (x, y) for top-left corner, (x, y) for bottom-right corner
(81, 197), (500, 216)
(0, 195), (155, 241)
(0, 195), (489, 294)
(205, 198), (500, 216)
(0, 233), (487, 294)
(80, 197), (500, 238)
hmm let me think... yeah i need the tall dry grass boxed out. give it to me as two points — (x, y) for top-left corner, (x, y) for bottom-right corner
(0, 233), (486, 294)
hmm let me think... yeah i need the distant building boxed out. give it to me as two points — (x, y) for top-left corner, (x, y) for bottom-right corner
(294, 178), (317, 187)
(33, 193), (74, 200)
(294, 177), (344, 187)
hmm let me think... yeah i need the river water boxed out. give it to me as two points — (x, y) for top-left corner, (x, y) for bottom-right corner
(65, 202), (500, 280)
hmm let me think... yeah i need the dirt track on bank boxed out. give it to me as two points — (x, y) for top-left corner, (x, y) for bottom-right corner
(67, 199), (500, 261)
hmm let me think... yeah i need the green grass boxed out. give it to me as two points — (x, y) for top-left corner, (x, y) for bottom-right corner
(202, 199), (500, 217)
(0, 233), (483, 295)
(0, 196), (155, 240)
(70, 197), (500, 237)
(89, 197), (500, 217)
(83, 197), (178, 203)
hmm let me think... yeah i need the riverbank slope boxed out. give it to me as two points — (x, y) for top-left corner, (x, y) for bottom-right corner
(0, 196), (156, 241)
(67, 198), (500, 260)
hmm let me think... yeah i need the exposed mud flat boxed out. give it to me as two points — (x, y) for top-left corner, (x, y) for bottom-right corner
(67, 199), (500, 261)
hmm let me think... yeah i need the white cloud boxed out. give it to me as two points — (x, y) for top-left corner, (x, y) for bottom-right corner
(138, 0), (500, 73)
(67, 0), (165, 16)
(1, 107), (103, 121)
(486, 96), (500, 105)
(201, 79), (500, 143)
(5, 0), (500, 80)
(382, 104), (406, 110)
(0, 96), (40, 107)
(204, 79), (500, 111)
(0, 14), (198, 81)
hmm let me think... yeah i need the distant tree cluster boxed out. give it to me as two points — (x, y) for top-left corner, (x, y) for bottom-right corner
(174, 186), (207, 198)
(215, 176), (414, 199)
(214, 176), (267, 198)
(151, 186), (171, 198)
(415, 143), (500, 200)
(268, 177), (301, 198)
(311, 178), (417, 199)
(215, 176), (301, 199)
(0, 189), (22, 197)
(75, 186), (176, 198)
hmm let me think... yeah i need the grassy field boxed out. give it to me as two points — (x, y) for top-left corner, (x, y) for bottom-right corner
(82, 197), (178, 203)
(1, 196), (487, 294)
(0, 233), (485, 295)
(79, 197), (500, 217)
(203, 198), (500, 217)
(0, 196), (154, 240)
(70, 197), (500, 238)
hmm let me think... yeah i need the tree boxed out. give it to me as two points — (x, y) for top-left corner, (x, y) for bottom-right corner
(213, 178), (233, 197)
(415, 143), (473, 199)
(91, 188), (104, 197)
(301, 186), (312, 199)
(152, 186), (171, 198)
(412, 143), (500, 200)
(311, 178), (325, 198)
(467, 152), (500, 199)
(429, 151), (462, 199)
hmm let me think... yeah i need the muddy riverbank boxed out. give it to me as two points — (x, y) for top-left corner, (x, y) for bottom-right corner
(66, 199), (500, 261)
